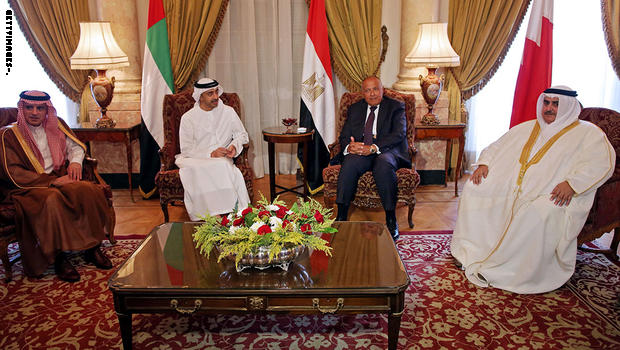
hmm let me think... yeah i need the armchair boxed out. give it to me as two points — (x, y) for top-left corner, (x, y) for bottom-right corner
(0, 107), (115, 282)
(155, 89), (254, 222)
(577, 107), (619, 261)
(322, 89), (420, 228)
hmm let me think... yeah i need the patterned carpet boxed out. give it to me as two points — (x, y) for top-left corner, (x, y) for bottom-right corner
(0, 232), (618, 349)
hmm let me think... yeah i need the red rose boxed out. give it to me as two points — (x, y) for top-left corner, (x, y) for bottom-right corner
(314, 210), (324, 223)
(258, 210), (270, 218)
(276, 207), (287, 219)
(220, 215), (230, 226)
(241, 207), (253, 216)
(281, 219), (291, 228)
(257, 225), (272, 236)
(232, 217), (244, 226)
(300, 223), (312, 233)
(301, 214), (308, 219)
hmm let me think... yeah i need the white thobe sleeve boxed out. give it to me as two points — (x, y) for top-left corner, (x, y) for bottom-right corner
(474, 123), (530, 169)
(228, 110), (249, 158)
(178, 114), (196, 158)
(474, 134), (506, 168)
(564, 129), (615, 195)
(66, 137), (85, 164)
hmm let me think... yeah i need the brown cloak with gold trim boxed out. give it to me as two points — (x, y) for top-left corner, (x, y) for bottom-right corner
(0, 118), (110, 277)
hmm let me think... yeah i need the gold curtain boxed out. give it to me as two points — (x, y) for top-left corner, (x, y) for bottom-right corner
(164, 0), (229, 92)
(446, 0), (531, 122)
(324, 0), (383, 91)
(602, 0), (620, 79)
(8, 0), (90, 108)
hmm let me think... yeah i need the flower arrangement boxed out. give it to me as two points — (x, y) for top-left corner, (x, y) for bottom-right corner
(193, 194), (336, 269)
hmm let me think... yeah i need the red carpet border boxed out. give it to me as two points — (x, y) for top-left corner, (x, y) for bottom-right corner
(0, 233), (618, 349)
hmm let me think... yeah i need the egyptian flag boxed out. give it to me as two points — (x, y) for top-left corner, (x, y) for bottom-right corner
(510, 0), (553, 127)
(298, 0), (335, 194)
(139, 0), (175, 199)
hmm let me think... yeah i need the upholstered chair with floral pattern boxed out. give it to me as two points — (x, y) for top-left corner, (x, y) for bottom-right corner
(322, 89), (420, 228)
(577, 107), (619, 261)
(155, 89), (254, 222)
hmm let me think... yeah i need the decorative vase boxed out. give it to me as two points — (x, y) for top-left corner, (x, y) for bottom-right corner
(220, 245), (305, 272)
(282, 118), (298, 133)
(419, 67), (444, 125)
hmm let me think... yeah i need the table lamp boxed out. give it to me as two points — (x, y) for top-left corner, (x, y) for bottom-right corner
(404, 23), (459, 125)
(70, 22), (129, 128)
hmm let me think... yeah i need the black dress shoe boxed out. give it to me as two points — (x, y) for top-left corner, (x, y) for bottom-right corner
(84, 246), (113, 270)
(335, 204), (349, 222)
(386, 216), (399, 241)
(55, 254), (80, 283)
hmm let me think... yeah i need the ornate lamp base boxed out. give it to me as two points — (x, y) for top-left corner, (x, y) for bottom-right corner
(421, 112), (440, 125)
(95, 115), (116, 128)
(90, 69), (117, 128)
(419, 67), (444, 125)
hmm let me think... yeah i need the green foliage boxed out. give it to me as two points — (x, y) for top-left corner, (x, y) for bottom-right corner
(193, 193), (335, 268)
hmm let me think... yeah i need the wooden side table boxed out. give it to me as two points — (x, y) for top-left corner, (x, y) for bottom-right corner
(262, 127), (314, 201)
(415, 122), (466, 196)
(70, 121), (141, 201)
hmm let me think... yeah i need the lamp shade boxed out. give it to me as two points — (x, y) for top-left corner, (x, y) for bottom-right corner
(404, 22), (459, 68)
(70, 22), (129, 70)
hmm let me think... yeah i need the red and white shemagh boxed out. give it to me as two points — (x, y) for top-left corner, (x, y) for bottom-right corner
(16, 90), (66, 171)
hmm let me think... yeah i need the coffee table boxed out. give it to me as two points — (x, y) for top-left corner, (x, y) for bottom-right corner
(109, 221), (410, 349)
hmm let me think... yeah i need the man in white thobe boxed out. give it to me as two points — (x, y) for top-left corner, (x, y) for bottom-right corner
(176, 78), (250, 220)
(450, 86), (615, 294)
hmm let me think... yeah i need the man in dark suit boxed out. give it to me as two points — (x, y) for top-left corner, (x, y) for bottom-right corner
(334, 76), (410, 240)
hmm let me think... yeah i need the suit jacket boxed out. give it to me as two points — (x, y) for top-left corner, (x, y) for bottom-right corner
(333, 96), (411, 168)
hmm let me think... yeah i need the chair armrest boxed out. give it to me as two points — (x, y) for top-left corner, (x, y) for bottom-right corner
(159, 144), (177, 171)
(82, 157), (108, 185)
(328, 141), (341, 159)
(234, 144), (251, 169)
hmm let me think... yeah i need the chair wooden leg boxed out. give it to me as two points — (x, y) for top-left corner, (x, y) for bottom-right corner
(1, 239), (12, 282)
(107, 207), (117, 244)
(324, 194), (334, 210)
(161, 201), (170, 223)
(407, 198), (416, 228)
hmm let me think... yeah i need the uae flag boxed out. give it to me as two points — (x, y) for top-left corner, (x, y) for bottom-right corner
(298, 0), (335, 194)
(139, 0), (175, 198)
(510, 0), (553, 127)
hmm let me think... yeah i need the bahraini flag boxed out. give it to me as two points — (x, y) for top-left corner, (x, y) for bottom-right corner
(510, 0), (553, 127)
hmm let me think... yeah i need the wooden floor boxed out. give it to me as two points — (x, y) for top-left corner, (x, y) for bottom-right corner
(112, 175), (464, 237)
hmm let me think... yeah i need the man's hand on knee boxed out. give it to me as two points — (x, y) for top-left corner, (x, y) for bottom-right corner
(67, 162), (82, 181)
(348, 137), (373, 156)
(550, 181), (575, 206)
(210, 147), (228, 158)
(470, 165), (488, 185)
(225, 145), (237, 158)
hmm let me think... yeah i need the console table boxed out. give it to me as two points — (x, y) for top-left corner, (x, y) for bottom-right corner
(415, 122), (466, 196)
(262, 127), (314, 201)
(70, 121), (141, 201)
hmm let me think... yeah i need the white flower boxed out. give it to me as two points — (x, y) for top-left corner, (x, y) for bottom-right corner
(265, 204), (279, 211)
(286, 210), (293, 215)
(229, 225), (241, 234)
(250, 221), (264, 232)
(269, 216), (282, 229)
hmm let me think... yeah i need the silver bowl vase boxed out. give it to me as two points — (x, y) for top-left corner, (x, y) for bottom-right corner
(222, 245), (305, 272)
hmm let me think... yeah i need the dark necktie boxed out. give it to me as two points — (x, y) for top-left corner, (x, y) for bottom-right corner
(364, 106), (377, 145)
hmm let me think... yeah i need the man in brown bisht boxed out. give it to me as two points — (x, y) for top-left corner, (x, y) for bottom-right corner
(0, 90), (113, 282)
